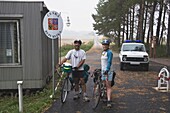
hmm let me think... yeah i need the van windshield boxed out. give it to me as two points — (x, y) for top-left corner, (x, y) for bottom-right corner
(122, 44), (145, 52)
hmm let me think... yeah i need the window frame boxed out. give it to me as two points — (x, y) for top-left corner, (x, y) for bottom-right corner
(0, 20), (21, 66)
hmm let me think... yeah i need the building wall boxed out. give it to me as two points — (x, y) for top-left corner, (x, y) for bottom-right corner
(0, 1), (58, 89)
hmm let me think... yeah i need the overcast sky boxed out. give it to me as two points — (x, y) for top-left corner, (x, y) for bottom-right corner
(43, 0), (99, 32)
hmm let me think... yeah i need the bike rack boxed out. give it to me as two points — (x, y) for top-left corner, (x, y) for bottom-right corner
(157, 66), (170, 91)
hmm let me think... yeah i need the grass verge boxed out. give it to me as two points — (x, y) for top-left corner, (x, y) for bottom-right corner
(0, 41), (93, 113)
(0, 82), (58, 113)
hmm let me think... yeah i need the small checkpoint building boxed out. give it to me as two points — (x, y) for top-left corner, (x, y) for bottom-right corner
(0, 1), (59, 90)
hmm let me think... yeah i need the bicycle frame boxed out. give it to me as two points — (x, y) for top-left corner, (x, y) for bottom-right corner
(60, 71), (72, 103)
(57, 64), (90, 103)
(92, 69), (107, 109)
(55, 65), (73, 103)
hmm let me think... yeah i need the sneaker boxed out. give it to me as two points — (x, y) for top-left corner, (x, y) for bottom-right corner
(83, 96), (90, 102)
(73, 94), (80, 100)
(107, 101), (112, 108)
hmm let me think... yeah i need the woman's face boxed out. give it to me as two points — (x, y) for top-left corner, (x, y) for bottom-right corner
(102, 44), (109, 51)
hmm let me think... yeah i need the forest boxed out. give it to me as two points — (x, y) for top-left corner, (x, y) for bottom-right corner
(92, 0), (170, 56)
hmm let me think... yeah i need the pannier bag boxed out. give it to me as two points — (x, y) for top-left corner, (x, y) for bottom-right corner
(111, 71), (116, 87)
(63, 62), (72, 73)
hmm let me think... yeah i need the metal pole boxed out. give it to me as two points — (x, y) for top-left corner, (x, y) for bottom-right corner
(17, 81), (23, 113)
(52, 39), (55, 96)
(60, 34), (61, 63)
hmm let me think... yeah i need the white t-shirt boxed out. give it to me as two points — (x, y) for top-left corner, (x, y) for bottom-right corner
(101, 50), (113, 71)
(65, 49), (86, 70)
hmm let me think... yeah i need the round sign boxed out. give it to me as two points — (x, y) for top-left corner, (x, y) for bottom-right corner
(43, 11), (63, 39)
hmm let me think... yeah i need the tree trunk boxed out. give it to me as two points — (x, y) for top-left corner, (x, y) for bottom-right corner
(159, 2), (167, 45)
(136, 4), (140, 40)
(147, 2), (157, 42)
(143, 1), (148, 43)
(130, 8), (133, 40)
(167, 3), (170, 56)
(137, 0), (145, 41)
(132, 5), (135, 41)
(147, 26), (150, 44)
(118, 23), (121, 47)
(150, 2), (157, 37)
(156, 0), (163, 46)
(126, 14), (129, 40)
(122, 19), (125, 44)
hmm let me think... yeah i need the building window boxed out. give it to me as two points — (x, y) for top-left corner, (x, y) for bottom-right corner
(0, 20), (21, 65)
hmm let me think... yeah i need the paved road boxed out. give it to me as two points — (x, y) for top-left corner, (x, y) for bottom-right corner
(45, 37), (170, 113)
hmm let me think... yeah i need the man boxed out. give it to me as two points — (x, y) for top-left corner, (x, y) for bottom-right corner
(59, 39), (89, 102)
(101, 39), (113, 107)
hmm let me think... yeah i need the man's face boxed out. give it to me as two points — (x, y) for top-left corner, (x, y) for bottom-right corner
(74, 42), (81, 50)
(102, 44), (109, 51)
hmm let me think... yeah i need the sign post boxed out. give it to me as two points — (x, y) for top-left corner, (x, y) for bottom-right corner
(43, 11), (63, 97)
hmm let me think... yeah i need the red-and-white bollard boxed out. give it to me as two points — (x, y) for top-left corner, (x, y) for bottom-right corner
(157, 66), (170, 91)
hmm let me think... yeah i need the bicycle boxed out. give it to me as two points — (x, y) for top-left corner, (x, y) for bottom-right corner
(56, 63), (73, 103)
(56, 63), (90, 103)
(92, 68), (107, 109)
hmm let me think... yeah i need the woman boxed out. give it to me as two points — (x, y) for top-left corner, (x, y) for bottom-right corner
(101, 39), (113, 107)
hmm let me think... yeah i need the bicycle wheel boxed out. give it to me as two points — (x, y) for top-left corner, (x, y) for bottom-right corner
(92, 83), (101, 109)
(61, 78), (69, 103)
(100, 83), (107, 98)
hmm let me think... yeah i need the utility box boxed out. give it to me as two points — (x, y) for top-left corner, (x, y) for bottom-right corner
(0, 1), (58, 90)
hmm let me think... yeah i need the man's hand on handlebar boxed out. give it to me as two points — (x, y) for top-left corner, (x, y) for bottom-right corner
(73, 67), (78, 71)
(55, 64), (62, 71)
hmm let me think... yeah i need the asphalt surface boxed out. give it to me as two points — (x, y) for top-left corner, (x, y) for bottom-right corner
(45, 37), (170, 113)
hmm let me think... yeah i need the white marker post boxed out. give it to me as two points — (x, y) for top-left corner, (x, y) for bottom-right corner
(43, 11), (63, 97)
(17, 81), (23, 113)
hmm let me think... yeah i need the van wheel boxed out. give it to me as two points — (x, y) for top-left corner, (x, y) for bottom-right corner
(120, 63), (124, 71)
(143, 64), (149, 71)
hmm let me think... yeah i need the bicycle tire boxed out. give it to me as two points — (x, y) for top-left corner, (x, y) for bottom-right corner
(100, 83), (107, 99)
(92, 83), (101, 109)
(61, 78), (69, 103)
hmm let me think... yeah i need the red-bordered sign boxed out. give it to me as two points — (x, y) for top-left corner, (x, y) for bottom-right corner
(43, 11), (63, 39)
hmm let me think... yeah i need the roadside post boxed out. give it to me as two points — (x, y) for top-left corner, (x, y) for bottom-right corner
(17, 81), (23, 113)
(157, 66), (170, 91)
(43, 11), (63, 98)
